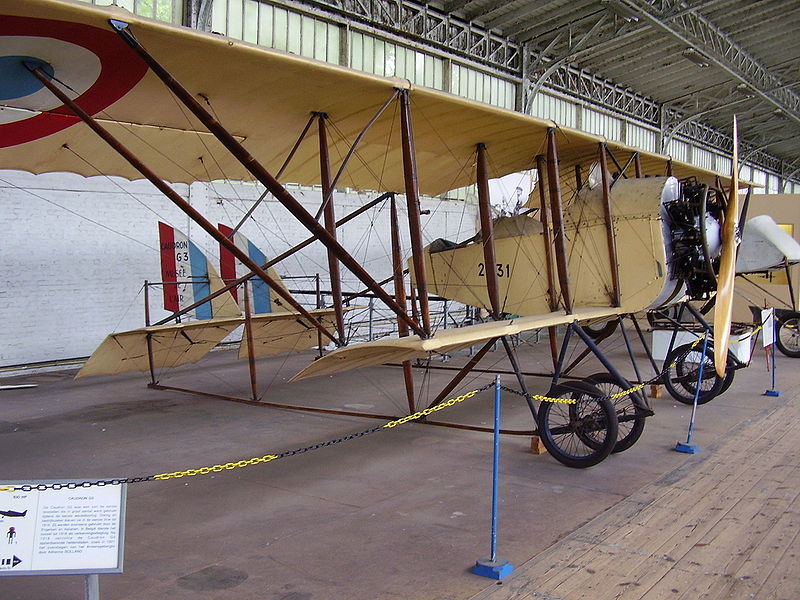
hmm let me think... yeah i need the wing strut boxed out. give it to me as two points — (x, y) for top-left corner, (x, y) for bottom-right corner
(476, 143), (502, 319)
(399, 89), (432, 336)
(110, 20), (426, 339)
(27, 64), (339, 347)
(317, 113), (346, 345)
(546, 128), (573, 313)
(390, 194), (416, 414)
(598, 143), (622, 306)
(535, 154), (560, 368)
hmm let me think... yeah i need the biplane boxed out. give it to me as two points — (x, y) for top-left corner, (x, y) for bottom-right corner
(1, 0), (790, 468)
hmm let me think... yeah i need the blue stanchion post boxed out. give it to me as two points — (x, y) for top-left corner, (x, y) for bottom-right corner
(675, 335), (707, 454)
(471, 375), (514, 580)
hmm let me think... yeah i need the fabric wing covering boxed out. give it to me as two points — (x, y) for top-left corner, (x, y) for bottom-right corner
(238, 308), (347, 359)
(77, 308), (350, 377)
(76, 318), (243, 378)
(291, 307), (625, 381)
(1, 0), (747, 195)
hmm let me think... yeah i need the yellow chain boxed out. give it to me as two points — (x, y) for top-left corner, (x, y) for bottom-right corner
(153, 454), (279, 481)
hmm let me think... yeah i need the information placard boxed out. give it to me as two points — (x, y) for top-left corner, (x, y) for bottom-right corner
(0, 481), (126, 576)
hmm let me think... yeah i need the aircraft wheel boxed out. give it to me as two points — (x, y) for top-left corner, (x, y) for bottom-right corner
(664, 343), (731, 405)
(775, 315), (800, 358)
(536, 381), (618, 468)
(583, 319), (618, 339)
(586, 372), (647, 454)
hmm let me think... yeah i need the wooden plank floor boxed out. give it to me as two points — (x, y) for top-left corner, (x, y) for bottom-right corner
(473, 385), (800, 600)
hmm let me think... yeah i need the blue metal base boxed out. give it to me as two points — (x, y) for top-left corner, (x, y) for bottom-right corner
(675, 442), (701, 454)
(764, 389), (781, 396)
(471, 559), (514, 580)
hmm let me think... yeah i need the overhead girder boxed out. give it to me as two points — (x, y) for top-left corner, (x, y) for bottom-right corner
(608, 0), (800, 126)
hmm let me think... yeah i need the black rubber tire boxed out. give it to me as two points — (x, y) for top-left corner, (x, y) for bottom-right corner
(664, 343), (728, 405)
(586, 372), (647, 454)
(583, 319), (618, 340)
(536, 381), (618, 468)
(776, 315), (800, 358)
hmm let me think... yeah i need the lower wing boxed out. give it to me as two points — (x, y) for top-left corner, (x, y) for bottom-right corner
(290, 306), (625, 381)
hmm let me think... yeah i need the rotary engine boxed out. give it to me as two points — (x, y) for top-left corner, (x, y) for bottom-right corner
(663, 179), (724, 300)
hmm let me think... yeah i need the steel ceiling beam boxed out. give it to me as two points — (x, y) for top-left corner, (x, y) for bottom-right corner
(609, 0), (800, 126)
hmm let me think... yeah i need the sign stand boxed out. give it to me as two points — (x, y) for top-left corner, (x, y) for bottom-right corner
(471, 376), (514, 580)
(85, 573), (100, 600)
(675, 336), (708, 454)
(762, 308), (781, 397)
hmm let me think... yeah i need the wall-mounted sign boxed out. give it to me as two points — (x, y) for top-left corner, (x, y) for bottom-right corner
(0, 481), (126, 576)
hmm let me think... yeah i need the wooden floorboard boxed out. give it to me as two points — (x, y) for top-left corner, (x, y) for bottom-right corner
(471, 386), (800, 600)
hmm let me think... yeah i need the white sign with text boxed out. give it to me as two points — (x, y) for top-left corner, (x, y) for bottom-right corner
(0, 482), (125, 576)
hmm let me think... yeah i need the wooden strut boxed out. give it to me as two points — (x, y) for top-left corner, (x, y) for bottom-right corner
(143, 280), (156, 385)
(598, 143), (622, 307)
(398, 89), (431, 336)
(545, 128), (573, 313)
(476, 143), (502, 318)
(243, 282), (259, 401)
(535, 154), (560, 369)
(110, 21), (425, 339)
(156, 192), (393, 326)
(390, 195), (416, 414)
(28, 64), (340, 347)
(317, 113), (346, 345)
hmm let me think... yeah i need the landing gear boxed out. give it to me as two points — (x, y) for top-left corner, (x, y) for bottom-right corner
(663, 342), (734, 405)
(536, 381), (618, 469)
(776, 314), (800, 358)
(586, 372), (647, 453)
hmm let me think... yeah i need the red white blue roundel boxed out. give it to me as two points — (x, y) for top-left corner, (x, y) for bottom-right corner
(0, 16), (148, 148)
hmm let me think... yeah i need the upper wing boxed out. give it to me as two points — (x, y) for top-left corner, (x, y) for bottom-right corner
(290, 306), (625, 381)
(1, 0), (746, 193)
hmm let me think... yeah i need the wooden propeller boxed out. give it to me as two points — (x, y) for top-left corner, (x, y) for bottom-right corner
(713, 116), (739, 377)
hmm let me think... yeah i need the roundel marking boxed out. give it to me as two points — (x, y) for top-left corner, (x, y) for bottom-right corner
(0, 15), (149, 148)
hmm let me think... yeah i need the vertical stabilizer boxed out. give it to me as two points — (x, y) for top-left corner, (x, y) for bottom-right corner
(158, 222), (240, 319)
(218, 224), (290, 313)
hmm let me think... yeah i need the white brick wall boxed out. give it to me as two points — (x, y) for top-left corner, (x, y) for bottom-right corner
(0, 171), (477, 366)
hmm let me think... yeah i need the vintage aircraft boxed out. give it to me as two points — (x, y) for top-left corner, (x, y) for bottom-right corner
(0, 0), (778, 467)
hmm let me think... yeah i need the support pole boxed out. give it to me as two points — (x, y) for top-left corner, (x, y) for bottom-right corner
(477, 143), (501, 318)
(317, 113), (346, 345)
(598, 143), (621, 306)
(390, 195), (416, 414)
(634, 152), (643, 178)
(109, 23), (425, 339)
(398, 89), (431, 336)
(471, 375), (513, 580)
(545, 128), (572, 313)
(243, 282), (259, 401)
(675, 335), (707, 454)
(28, 63), (342, 345)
